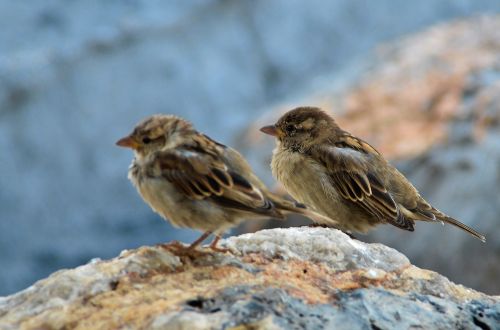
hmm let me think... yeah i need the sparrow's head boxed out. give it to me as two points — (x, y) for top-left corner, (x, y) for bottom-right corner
(260, 107), (339, 151)
(116, 114), (195, 156)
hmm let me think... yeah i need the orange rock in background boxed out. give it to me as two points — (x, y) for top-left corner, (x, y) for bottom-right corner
(336, 16), (500, 158)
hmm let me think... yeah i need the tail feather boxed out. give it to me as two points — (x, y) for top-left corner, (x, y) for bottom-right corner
(439, 214), (486, 242)
(411, 204), (486, 242)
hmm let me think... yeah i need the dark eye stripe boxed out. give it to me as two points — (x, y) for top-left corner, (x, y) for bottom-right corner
(142, 135), (166, 144)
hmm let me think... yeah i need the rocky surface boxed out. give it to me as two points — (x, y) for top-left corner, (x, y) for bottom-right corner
(243, 15), (500, 294)
(3, 1), (500, 296)
(1, 228), (498, 330)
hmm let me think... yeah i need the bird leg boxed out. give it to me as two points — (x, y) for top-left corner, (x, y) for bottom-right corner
(160, 231), (212, 256)
(208, 235), (231, 253)
(187, 231), (212, 250)
(160, 240), (186, 250)
(160, 232), (230, 255)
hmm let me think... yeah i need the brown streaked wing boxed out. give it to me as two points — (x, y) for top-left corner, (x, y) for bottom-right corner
(314, 139), (414, 231)
(153, 141), (280, 217)
(156, 149), (232, 200)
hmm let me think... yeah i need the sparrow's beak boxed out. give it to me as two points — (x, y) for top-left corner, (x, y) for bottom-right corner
(260, 125), (281, 137)
(116, 135), (140, 149)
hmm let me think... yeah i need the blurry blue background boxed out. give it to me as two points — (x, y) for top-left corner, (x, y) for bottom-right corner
(1, 1), (500, 296)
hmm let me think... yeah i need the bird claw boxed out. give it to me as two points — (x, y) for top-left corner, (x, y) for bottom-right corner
(209, 245), (231, 254)
(158, 241), (205, 258)
(158, 240), (231, 258)
(159, 240), (187, 251)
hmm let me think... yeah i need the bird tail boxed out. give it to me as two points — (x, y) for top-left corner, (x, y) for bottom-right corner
(437, 214), (486, 242)
(412, 204), (486, 242)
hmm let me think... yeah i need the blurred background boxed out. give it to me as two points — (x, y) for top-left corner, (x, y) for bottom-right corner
(1, 0), (499, 296)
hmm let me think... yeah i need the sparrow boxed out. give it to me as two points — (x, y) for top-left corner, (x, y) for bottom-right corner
(116, 114), (334, 252)
(260, 106), (485, 242)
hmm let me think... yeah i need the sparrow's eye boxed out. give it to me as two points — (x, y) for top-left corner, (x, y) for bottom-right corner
(285, 124), (296, 134)
(142, 137), (152, 144)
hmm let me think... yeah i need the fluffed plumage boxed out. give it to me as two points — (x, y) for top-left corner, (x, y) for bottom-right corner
(116, 114), (334, 251)
(260, 106), (485, 242)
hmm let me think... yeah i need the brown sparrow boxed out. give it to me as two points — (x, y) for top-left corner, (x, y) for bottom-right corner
(116, 114), (334, 252)
(260, 106), (485, 242)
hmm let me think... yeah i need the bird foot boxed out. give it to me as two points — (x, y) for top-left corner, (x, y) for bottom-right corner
(158, 234), (232, 257)
(158, 241), (207, 258)
(206, 236), (232, 254)
(208, 245), (231, 254)
(159, 240), (232, 258)
(159, 240), (186, 251)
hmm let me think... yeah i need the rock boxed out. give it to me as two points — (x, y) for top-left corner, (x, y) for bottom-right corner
(0, 228), (498, 329)
(3, 2), (500, 296)
(242, 15), (500, 294)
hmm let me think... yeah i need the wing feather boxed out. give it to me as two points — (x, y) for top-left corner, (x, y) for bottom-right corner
(314, 136), (414, 231)
(150, 136), (280, 217)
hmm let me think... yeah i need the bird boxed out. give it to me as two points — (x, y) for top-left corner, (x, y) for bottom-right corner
(116, 114), (335, 252)
(260, 106), (485, 242)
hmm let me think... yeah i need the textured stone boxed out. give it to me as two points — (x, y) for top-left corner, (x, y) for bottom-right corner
(225, 227), (409, 272)
(0, 228), (498, 330)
